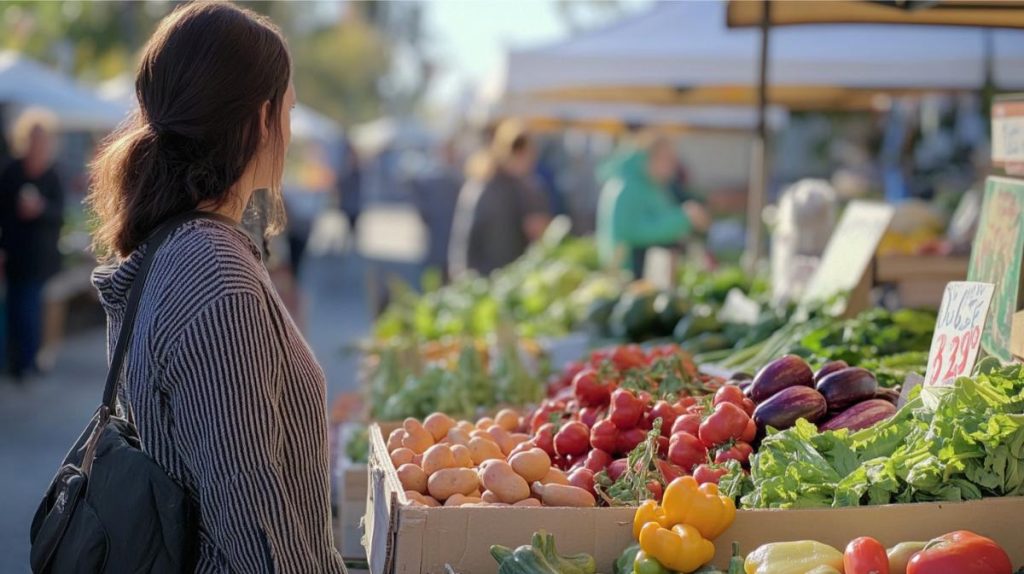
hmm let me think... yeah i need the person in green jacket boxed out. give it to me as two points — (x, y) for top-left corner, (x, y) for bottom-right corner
(596, 135), (709, 275)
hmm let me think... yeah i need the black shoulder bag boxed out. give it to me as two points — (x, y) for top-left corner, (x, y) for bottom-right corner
(29, 213), (213, 573)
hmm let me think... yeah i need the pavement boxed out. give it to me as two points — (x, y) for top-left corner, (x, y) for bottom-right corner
(0, 206), (422, 573)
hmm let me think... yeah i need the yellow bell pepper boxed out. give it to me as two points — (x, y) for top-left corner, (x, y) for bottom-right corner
(661, 476), (736, 540)
(632, 500), (668, 539)
(638, 522), (715, 573)
(743, 541), (844, 574)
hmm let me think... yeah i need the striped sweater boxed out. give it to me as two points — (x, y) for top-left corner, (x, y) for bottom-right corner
(92, 218), (347, 573)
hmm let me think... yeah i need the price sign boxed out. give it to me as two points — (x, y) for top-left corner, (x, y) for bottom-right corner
(967, 177), (1024, 363)
(924, 281), (995, 387)
(801, 201), (894, 309)
(992, 97), (1024, 176)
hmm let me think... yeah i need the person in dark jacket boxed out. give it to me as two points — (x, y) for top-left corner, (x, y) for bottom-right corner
(0, 108), (63, 380)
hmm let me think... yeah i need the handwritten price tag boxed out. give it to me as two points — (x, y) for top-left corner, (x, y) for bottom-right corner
(924, 281), (995, 387)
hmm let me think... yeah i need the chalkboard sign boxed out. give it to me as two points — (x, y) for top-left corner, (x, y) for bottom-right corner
(967, 177), (1024, 363)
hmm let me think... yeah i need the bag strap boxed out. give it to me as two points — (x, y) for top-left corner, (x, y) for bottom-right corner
(100, 211), (235, 411)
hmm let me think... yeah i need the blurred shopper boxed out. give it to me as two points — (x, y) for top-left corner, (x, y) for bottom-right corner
(337, 137), (362, 251)
(0, 108), (63, 381)
(596, 135), (709, 276)
(85, 3), (344, 571)
(449, 121), (551, 277)
(410, 140), (462, 281)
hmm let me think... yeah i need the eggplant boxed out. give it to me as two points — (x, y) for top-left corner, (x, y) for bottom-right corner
(753, 386), (827, 430)
(815, 367), (878, 411)
(813, 360), (849, 385)
(748, 355), (814, 402)
(874, 387), (901, 405)
(818, 399), (896, 432)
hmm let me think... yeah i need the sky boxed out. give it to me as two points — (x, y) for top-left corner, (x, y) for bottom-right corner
(423, 0), (651, 106)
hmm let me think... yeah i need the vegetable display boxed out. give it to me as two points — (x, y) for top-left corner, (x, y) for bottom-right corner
(490, 530), (597, 574)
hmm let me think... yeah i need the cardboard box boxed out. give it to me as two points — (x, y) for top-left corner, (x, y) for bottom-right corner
(363, 424), (1024, 574)
(335, 422), (402, 560)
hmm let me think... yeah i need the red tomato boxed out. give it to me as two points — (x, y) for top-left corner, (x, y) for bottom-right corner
(685, 404), (705, 416)
(534, 423), (557, 456)
(844, 537), (890, 574)
(667, 432), (708, 473)
(568, 468), (596, 496)
(741, 397), (756, 416)
(573, 368), (611, 407)
(578, 406), (605, 429)
(673, 396), (698, 411)
(637, 390), (654, 406)
(611, 344), (647, 372)
(698, 402), (751, 447)
(616, 427), (647, 455)
(590, 419), (619, 454)
(650, 401), (679, 437)
(741, 418), (757, 443)
(530, 401), (565, 433)
(713, 385), (746, 408)
(656, 435), (669, 457)
(583, 449), (613, 473)
(714, 442), (753, 466)
(554, 421), (590, 457)
(655, 459), (685, 484)
(907, 531), (1012, 574)
(609, 389), (644, 429)
(693, 464), (728, 485)
(646, 480), (664, 502)
(671, 413), (701, 436)
(607, 458), (628, 481)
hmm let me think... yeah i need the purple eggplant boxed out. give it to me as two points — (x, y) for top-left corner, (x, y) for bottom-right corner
(813, 360), (849, 384)
(815, 367), (878, 411)
(818, 399), (896, 432)
(753, 386), (827, 430)
(873, 387), (901, 405)
(748, 355), (814, 402)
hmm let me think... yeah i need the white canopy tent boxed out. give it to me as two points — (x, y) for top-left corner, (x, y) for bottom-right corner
(0, 51), (127, 131)
(504, 1), (1024, 109)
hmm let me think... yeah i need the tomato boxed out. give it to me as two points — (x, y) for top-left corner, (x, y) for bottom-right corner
(655, 459), (685, 484)
(741, 397), (756, 416)
(673, 396), (698, 411)
(616, 427), (647, 455)
(671, 413), (701, 436)
(609, 389), (644, 429)
(844, 536), (890, 574)
(649, 400), (679, 437)
(698, 402), (751, 448)
(573, 368), (611, 407)
(578, 405), (605, 429)
(530, 401), (565, 433)
(667, 432), (707, 472)
(693, 464), (728, 485)
(645, 480), (663, 502)
(713, 385), (746, 408)
(568, 468), (596, 496)
(550, 361), (584, 396)
(907, 531), (1012, 574)
(583, 449), (613, 473)
(714, 442), (753, 466)
(741, 418), (757, 443)
(590, 419), (619, 454)
(655, 435), (669, 457)
(611, 344), (647, 372)
(507, 440), (535, 459)
(685, 404), (705, 416)
(606, 458), (628, 481)
(554, 421), (590, 457)
(534, 422), (557, 456)
(638, 411), (655, 431)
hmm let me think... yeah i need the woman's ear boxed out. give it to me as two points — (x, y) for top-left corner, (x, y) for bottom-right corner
(259, 100), (271, 143)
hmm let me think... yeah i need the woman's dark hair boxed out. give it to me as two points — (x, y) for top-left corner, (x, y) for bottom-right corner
(89, 1), (290, 258)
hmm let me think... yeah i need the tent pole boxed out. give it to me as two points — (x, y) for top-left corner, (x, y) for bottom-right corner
(745, 0), (771, 271)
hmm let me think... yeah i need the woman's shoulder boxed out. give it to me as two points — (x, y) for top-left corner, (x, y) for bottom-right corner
(153, 218), (269, 299)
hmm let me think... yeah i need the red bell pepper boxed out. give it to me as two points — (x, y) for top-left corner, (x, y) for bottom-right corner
(907, 531), (1012, 574)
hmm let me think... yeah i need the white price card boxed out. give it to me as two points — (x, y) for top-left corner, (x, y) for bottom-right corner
(924, 281), (995, 387)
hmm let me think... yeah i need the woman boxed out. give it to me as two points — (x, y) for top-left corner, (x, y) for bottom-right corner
(0, 108), (64, 381)
(87, 3), (345, 572)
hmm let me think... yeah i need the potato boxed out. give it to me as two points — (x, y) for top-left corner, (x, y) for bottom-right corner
(509, 433), (530, 446)
(456, 421), (475, 434)
(450, 444), (474, 468)
(412, 454), (423, 466)
(446, 428), (470, 447)
(486, 425), (515, 455)
(494, 408), (520, 432)
(509, 448), (551, 483)
(468, 437), (504, 465)
(421, 444), (456, 476)
(478, 460), (530, 504)
(540, 467), (570, 486)
(480, 490), (499, 504)
(423, 413), (456, 442)
(469, 429), (492, 441)
(402, 419), (434, 454)
(427, 468), (479, 501)
(387, 429), (407, 452)
(531, 482), (596, 507)
(389, 447), (415, 468)
(396, 464), (428, 494)
(404, 491), (440, 507)
(475, 417), (494, 430)
(444, 494), (482, 507)
(513, 497), (542, 507)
